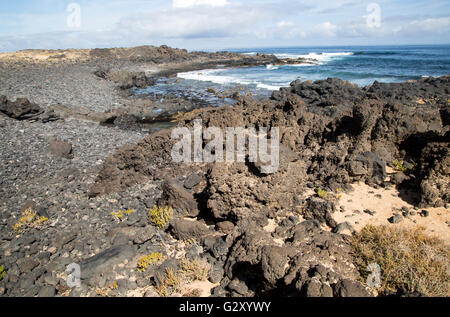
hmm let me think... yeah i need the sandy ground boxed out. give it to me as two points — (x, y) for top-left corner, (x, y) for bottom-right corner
(334, 182), (449, 242)
(0, 49), (91, 64)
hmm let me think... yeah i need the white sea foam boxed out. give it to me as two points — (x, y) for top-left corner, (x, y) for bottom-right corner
(256, 83), (282, 90)
(177, 68), (291, 91)
(177, 69), (251, 85)
(275, 52), (354, 65)
(266, 64), (279, 70)
(256, 82), (291, 90)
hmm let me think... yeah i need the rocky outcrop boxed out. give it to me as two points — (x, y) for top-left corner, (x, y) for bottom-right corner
(91, 76), (449, 208)
(217, 220), (373, 297)
(84, 76), (449, 298)
(96, 69), (156, 90)
(0, 96), (44, 121)
(0, 96), (61, 123)
(158, 179), (200, 218)
(416, 136), (450, 207)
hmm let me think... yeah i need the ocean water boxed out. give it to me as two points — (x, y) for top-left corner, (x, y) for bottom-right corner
(180, 45), (450, 89)
(136, 45), (450, 107)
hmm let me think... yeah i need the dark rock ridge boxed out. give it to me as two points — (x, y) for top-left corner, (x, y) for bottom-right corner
(91, 76), (449, 208)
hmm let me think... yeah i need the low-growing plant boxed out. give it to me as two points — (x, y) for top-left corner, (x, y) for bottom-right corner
(149, 205), (173, 228)
(13, 207), (49, 233)
(178, 259), (210, 283)
(154, 259), (210, 297)
(111, 209), (135, 221)
(351, 225), (450, 297)
(137, 253), (165, 272)
(183, 238), (196, 246)
(95, 281), (118, 297)
(155, 268), (181, 297)
(393, 160), (408, 172)
(0, 265), (7, 281)
(316, 188), (329, 199)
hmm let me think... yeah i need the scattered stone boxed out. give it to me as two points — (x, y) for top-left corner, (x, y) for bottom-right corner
(348, 152), (386, 184)
(112, 233), (130, 246)
(44, 274), (58, 286)
(209, 263), (225, 284)
(216, 221), (235, 233)
(390, 172), (409, 185)
(38, 286), (56, 297)
(144, 288), (160, 297)
(363, 209), (376, 216)
(210, 238), (228, 259)
(388, 214), (403, 224)
(170, 218), (210, 241)
(333, 279), (373, 297)
(80, 245), (135, 280)
(0, 96), (44, 121)
(183, 173), (202, 190)
(159, 179), (200, 218)
(304, 197), (337, 228)
(20, 259), (40, 274)
(133, 226), (158, 245)
(227, 279), (249, 296)
(333, 222), (355, 235)
(49, 139), (73, 159)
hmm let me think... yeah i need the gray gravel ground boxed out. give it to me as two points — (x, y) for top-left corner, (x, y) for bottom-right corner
(0, 113), (168, 297)
(0, 64), (124, 112)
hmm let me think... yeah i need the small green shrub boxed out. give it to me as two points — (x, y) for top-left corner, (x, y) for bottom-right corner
(0, 265), (6, 281)
(393, 160), (408, 172)
(316, 188), (329, 199)
(13, 207), (48, 233)
(149, 205), (173, 228)
(111, 209), (135, 221)
(137, 253), (165, 272)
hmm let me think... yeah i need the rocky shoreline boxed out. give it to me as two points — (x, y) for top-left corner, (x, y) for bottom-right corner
(0, 45), (448, 298)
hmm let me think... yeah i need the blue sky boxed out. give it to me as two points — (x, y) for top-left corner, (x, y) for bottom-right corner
(0, 0), (449, 51)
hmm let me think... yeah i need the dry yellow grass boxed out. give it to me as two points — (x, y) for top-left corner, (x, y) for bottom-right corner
(154, 259), (210, 297)
(351, 225), (450, 297)
(178, 259), (210, 283)
(0, 49), (90, 65)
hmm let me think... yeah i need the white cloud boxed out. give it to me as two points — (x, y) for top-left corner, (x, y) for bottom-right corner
(277, 21), (295, 28)
(314, 21), (338, 37)
(406, 17), (450, 32)
(115, 2), (277, 40)
(172, 0), (228, 9)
